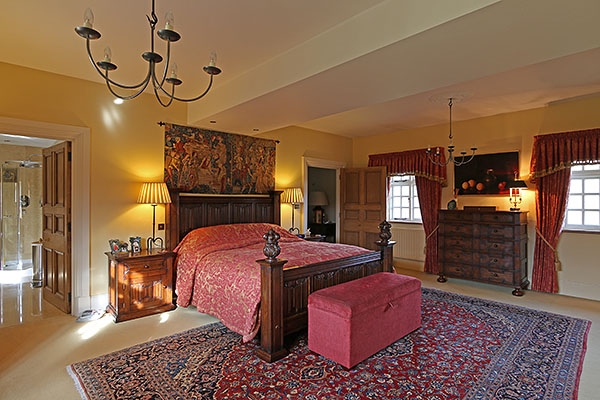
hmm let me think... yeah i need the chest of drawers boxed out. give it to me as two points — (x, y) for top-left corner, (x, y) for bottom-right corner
(437, 210), (529, 296)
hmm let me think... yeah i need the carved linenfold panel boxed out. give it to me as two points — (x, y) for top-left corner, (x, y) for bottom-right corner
(311, 270), (339, 292)
(283, 277), (309, 316)
(340, 264), (364, 283)
(131, 279), (163, 306)
(255, 203), (274, 222)
(364, 260), (383, 275)
(207, 203), (230, 226)
(232, 203), (253, 223)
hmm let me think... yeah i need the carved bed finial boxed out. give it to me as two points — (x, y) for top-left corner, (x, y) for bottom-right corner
(263, 229), (281, 262)
(378, 220), (392, 243)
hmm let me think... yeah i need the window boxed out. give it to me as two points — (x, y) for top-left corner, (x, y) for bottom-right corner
(388, 175), (421, 222)
(566, 164), (600, 230)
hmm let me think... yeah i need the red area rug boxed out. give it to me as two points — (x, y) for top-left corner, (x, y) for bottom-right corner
(68, 288), (590, 399)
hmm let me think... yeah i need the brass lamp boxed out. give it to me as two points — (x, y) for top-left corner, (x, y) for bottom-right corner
(281, 187), (304, 234)
(508, 180), (528, 211)
(138, 182), (172, 250)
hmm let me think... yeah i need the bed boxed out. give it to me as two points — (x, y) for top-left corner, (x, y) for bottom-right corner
(166, 190), (396, 362)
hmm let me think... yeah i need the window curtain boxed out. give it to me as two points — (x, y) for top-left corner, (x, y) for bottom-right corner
(530, 128), (600, 293)
(368, 149), (447, 274)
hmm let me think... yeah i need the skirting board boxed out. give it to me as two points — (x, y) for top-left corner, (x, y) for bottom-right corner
(73, 293), (109, 316)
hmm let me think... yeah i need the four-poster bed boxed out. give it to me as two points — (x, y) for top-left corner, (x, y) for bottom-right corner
(166, 190), (396, 362)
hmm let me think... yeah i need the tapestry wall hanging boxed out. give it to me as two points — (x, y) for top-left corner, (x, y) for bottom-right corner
(164, 123), (276, 194)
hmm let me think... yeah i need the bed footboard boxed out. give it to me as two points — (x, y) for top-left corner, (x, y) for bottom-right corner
(255, 221), (396, 363)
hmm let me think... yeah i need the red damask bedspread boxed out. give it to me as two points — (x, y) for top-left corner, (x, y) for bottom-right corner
(174, 223), (370, 342)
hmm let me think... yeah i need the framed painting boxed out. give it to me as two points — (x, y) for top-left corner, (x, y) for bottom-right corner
(454, 151), (519, 195)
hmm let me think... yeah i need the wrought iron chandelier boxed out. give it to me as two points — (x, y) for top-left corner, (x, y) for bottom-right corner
(426, 97), (477, 166)
(74, 0), (221, 107)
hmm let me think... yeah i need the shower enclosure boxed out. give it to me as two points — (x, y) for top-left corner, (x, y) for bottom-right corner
(0, 156), (42, 270)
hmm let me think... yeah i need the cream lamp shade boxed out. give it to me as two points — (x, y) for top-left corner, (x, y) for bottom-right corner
(309, 191), (328, 206)
(137, 182), (172, 205)
(281, 187), (304, 204)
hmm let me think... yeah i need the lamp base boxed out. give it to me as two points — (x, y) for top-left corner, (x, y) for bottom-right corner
(147, 237), (164, 251)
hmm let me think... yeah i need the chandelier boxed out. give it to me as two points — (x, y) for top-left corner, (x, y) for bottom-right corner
(74, 0), (221, 107)
(426, 97), (477, 166)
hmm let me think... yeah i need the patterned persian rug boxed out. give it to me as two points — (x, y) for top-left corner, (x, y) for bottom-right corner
(68, 288), (590, 400)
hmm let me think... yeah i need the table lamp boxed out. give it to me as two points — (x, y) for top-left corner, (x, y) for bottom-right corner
(309, 191), (328, 223)
(281, 187), (304, 234)
(138, 182), (171, 250)
(508, 180), (528, 211)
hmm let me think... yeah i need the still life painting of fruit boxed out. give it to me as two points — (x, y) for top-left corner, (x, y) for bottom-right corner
(454, 151), (519, 195)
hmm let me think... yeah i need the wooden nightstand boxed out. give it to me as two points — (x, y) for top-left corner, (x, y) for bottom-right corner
(106, 249), (176, 322)
(301, 234), (326, 242)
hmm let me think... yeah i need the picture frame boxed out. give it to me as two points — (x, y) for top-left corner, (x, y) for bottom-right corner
(118, 242), (129, 253)
(108, 239), (120, 254)
(129, 236), (142, 253)
(454, 151), (519, 195)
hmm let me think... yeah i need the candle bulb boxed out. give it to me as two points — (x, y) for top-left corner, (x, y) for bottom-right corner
(164, 11), (174, 30)
(103, 47), (112, 63)
(169, 62), (178, 79)
(209, 51), (217, 67)
(83, 8), (94, 28)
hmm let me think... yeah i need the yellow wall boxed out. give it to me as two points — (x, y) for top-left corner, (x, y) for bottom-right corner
(0, 62), (187, 296)
(256, 126), (353, 231)
(353, 95), (600, 300)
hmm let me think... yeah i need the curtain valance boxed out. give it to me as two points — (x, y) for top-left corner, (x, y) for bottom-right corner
(530, 128), (600, 181)
(368, 148), (448, 186)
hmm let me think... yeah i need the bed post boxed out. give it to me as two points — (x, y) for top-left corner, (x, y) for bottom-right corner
(165, 189), (180, 251)
(256, 229), (289, 362)
(270, 190), (283, 226)
(375, 221), (396, 273)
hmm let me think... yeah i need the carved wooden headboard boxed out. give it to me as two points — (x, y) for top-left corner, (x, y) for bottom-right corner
(165, 190), (283, 250)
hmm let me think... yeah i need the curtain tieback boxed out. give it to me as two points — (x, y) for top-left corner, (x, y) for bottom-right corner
(535, 227), (562, 272)
(423, 225), (439, 255)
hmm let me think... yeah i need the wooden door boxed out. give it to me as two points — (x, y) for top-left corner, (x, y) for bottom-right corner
(42, 142), (72, 313)
(340, 167), (387, 250)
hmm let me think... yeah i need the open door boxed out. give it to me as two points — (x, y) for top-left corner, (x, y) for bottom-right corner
(339, 166), (387, 250)
(42, 141), (72, 313)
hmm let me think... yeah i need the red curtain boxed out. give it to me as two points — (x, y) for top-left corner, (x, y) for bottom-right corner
(529, 128), (600, 293)
(530, 128), (600, 179)
(368, 148), (447, 186)
(532, 169), (570, 293)
(368, 148), (446, 274)
(415, 176), (442, 274)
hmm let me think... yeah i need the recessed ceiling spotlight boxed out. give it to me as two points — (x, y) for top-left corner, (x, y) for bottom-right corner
(113, 98), (124, 105)
(253, 128), (259, 132)
(209, 120), (217, 124)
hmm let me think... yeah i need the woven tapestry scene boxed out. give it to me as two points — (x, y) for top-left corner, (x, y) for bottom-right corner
(164, 123), (276, 194)
(68, 288), (590, 400)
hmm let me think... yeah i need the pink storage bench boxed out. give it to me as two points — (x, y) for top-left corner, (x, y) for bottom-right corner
(308, 272), (421, 368)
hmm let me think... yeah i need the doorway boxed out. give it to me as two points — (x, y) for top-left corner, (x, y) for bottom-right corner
(302, 157), (346, 243)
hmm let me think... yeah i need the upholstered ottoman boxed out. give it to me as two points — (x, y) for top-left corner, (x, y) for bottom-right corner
(308, 272), (421, 368)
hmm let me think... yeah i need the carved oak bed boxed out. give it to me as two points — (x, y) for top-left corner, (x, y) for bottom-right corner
(166, 190), (396, 362)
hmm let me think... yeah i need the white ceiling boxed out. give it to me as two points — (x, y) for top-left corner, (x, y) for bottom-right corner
(1, 0), (599, 138)
(0, 134), (60, 149)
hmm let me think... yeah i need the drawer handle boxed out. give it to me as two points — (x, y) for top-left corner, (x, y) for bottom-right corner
(492, 258), (498, 263)
(493, 244), (499, 248)
(492, 272), (499, 277)
(144, 265), (150, 269)
(493, 229), (499, 233)
(455, 267), (461, 272)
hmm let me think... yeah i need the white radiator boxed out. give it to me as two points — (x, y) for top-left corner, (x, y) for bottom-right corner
(391, 225), (426, 262)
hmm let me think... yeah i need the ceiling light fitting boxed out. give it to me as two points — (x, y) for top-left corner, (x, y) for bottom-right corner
(75, 0), (221, 107)
(426, 98), (477, 166)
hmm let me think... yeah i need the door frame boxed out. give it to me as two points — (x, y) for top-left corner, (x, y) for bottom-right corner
(0, 116), (90, 316)
(302, 157), (345, 241)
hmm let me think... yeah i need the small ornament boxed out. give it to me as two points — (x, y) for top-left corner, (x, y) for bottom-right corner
(447, 199), (457, 210)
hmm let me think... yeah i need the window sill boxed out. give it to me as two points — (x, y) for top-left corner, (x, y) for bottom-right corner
(389, 220), (423, 226)
(563, 228), (600, 235)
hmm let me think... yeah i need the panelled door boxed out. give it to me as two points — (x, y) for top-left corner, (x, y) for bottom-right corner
(42, 142), (72, 313)
(339, 167), (387, 250)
